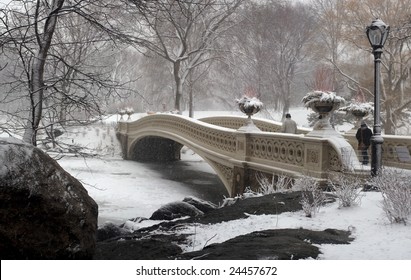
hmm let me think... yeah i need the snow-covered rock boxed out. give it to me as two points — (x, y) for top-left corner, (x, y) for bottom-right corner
(182, 196), (217, 213)
(150, 201), (204, 220)
(0, 138), (98, 259)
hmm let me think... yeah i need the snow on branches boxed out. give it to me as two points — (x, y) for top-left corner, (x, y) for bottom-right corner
(339, 102), (374, 116)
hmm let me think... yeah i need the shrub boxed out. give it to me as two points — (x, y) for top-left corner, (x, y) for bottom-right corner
(256, 173), (293, 194)
(328, 173), (364, 208)
(293, 176), (325, 218)
(371, 169), (411, 225)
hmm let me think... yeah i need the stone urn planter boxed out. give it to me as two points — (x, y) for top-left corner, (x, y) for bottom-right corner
(118, 108), (126, 121)
(125, 107), (135, 120)
(339, 102), (373, 134)
(236, 96), (263, 132)
(302, 91), (345, 137)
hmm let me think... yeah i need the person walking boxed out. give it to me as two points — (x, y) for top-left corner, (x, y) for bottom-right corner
(356, 121), (373, 164)
(281, 113), (297, 134)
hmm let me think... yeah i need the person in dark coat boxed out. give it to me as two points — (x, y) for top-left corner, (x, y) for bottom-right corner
(356, 121), (373, 164)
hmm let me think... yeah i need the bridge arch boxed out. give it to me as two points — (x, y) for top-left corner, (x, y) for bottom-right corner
(130, 136), (183, 162)
(127, 131), (235, 196)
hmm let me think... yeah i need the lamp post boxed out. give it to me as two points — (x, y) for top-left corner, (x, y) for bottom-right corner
(366, 19), (390, 176)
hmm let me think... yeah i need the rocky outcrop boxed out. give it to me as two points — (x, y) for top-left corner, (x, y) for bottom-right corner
(150, 201), (204, 220)
(94, 192), (349, 260)
(180, 228), (353, 260)
(0, 138), (98, 259)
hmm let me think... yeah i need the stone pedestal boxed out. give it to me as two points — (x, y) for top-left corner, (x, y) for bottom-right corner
(306, 102), (342, 138)
(237, 102), (262, 133)
(346, 111), (369, 135)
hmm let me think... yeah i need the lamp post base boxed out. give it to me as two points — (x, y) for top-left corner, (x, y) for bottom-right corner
(371, 134), (384, 176)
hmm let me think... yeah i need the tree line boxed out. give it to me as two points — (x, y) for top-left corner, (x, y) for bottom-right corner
(0, 0), (411, 146)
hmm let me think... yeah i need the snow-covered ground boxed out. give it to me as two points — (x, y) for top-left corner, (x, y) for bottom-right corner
(177, 191), (411, 259)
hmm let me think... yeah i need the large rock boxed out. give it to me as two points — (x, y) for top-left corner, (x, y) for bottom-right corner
(0, 138), (98, 259)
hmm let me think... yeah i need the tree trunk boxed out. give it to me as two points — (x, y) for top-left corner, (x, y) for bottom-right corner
(22, 0), (65, 146)
(281, 75), (292, 118)
(282, 90), (291, 119)
(173, 61), (183, 112)
(189, 84), (194, 118)
(23, 56), (45, 145)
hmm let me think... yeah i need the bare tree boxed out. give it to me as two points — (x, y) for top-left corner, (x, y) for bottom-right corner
(310, 0), (347, 90)
(270, 2), (316, 116)
(220, 1), (316, 117)
(23, 0), (66, 145)
(185, 60), (213, 117)
(318, 0), (411, 134)
(127, 0), (244, 113)
(0, 0), (139, 146)
(224, 3), (276, 107)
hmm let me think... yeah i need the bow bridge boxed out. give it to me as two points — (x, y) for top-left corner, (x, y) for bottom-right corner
(116, 114), (411, 196)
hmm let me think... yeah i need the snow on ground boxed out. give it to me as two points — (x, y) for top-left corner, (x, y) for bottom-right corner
(177, 192), (411, 259)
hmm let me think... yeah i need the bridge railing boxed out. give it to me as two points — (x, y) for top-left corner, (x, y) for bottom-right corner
(235, 131), (360, 181)
(344, 134), (411, 169)
(117, 114), (238, 158)
(201, 115), (411, 170)
(200, 115), (311, 134)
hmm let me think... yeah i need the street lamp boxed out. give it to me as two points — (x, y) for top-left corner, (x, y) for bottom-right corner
(366, 18), (390, 176)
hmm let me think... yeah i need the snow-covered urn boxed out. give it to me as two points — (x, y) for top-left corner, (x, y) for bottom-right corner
(237, 96), (263, 116)
(118, 108), (126, 121)
(236, 96), (263, 132)
(125, 107), (135, 120)
(302, 90), (345, 112)
(302, 91), (345, 138)
(339, 102), (373, 133)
